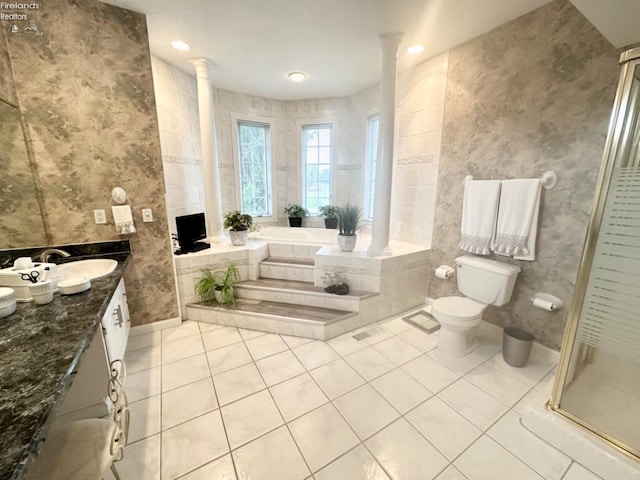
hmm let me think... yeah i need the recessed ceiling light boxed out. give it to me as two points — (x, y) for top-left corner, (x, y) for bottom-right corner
(288, 72), (307, 82)
(171, 40), (190, 51)
(407, 45), (424, 55)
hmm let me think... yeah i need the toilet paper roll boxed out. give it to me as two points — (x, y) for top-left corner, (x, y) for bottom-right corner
(532, 297), (556, 311)
(435, 266), (455, 279)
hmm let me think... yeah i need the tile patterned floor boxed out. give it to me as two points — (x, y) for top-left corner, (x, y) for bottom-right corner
(116, 313), (604, 480)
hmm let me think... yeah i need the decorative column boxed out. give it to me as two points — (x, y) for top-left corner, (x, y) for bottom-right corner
(189, 58), (224, 240)
(368, 33), (403, 256)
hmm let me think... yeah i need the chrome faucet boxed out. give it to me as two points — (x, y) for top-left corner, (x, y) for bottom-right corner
(37, 248), (71, 263)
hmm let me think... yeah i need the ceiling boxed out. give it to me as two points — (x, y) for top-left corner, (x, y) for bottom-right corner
(102, 0), (640, 101)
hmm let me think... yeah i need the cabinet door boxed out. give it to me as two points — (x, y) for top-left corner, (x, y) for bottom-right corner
(101, 278), (130, 363)
(56, 328), (110, 419)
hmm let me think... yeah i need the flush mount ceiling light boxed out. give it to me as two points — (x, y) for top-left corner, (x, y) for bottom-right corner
(171, 40), (190, 51)
(407, 45), (424, 55)
(288, 72), (307, 82)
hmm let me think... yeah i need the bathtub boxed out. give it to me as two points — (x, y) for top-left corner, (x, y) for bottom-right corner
(250, 227), (338, 245)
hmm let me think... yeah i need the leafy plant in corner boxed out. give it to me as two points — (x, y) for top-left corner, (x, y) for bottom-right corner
(319, 205), (339, 229)
(284, 204), (308, 227)
(195, 263), (239, 307)
(283, 204), (308, 218)
(224, 210), (253, 231)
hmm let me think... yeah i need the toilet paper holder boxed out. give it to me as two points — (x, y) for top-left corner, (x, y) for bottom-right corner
(435, 265), (456, 280)
(531, 293), (563, 311)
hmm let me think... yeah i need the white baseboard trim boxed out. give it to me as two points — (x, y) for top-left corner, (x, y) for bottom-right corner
(130, 317), (182, 336)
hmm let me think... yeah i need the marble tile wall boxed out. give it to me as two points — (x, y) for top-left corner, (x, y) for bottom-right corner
(151, 56), (205, 234)
(391, 52), (449, 248)
(213, 89), (288, 222)
(4, 0), (179, 326)
(430, 0), (619, 349)
(0, 28), (17, 106)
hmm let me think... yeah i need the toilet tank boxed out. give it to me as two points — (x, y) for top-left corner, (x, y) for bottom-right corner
(455, 256), (521, 306)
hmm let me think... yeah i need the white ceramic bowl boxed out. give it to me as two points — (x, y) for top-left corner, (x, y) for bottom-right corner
(0, 302), (16, 318)
(0, 287), (15, 309)
(28, 280), (53, 296)
(58, 277), (91, 295)
(32, 291), (54, 305)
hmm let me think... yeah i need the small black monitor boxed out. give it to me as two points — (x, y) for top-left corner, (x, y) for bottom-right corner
(176, 213), (209, 253)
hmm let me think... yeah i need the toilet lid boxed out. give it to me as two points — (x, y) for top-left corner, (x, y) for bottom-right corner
(432, 296), (483, 321)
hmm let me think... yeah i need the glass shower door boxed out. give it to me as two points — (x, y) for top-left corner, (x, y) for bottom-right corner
(552, 48), (640, 458)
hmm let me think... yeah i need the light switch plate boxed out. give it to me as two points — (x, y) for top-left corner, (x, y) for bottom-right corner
(142, 208), (153, 222)
(94, 209), (107, 224)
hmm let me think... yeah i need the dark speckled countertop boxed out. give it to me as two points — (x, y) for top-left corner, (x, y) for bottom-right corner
(0, 253), (130, 480)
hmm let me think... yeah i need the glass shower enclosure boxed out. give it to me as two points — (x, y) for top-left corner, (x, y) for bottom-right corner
(551, 46), (640, 459)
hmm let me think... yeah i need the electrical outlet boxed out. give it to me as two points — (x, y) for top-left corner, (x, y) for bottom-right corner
(142, 208), (153, 222)
(94, 209), (107, 224)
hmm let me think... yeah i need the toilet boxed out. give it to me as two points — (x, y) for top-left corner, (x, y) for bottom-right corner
(431, 255), (521, 357)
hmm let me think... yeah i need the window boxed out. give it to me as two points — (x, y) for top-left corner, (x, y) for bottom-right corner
(302, 124), (332, 214)
(364, 114), (379, 220)
(237, 120), (272, 216)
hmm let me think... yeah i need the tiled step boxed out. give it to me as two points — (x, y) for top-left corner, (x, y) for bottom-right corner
(186, 298), (360, 340)
(267, 243), (320, 261)
(236, 278), (376, 312)
(259, 256), (314, 282)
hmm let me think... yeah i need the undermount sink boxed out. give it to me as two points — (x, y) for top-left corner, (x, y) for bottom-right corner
(57, 259), (118, 280)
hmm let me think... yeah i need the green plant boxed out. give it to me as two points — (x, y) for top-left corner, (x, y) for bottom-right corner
(224, 210), (253, 231)
(194, 263), (239, 307)
(319, 205), (340, 219)
(283, 204), (308, 218)
(337, 203), (361, 236)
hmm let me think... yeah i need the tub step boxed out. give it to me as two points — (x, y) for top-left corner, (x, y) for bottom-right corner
(236, 278), (376, 312)
(263, 256), (314, 266)
(259, 257), (314, 282)
(185, 299), (360, 340)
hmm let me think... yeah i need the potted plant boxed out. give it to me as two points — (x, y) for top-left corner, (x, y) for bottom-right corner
(194, 263), (239, 307)
(319, 205), (339, 229)
(283, 204), (308, 228)
(337, 203), (361, 252)
(224, 210), (253, 246)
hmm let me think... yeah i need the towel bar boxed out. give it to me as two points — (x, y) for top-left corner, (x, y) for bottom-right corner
(463, 171), (557, 190)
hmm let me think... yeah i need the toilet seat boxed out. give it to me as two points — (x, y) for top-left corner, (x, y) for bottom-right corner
(432, 296), (483, 323)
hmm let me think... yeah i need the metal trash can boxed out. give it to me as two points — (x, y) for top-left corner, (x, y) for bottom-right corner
(502, 327), (534, 368)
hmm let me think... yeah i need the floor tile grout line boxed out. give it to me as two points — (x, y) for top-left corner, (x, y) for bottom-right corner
(199, 326), (241, 480)
(125, 319), (561, 479)
(236, 330), (315, 478)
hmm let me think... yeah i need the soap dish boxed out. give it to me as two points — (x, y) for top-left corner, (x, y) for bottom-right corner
(58, 277), (91, 295)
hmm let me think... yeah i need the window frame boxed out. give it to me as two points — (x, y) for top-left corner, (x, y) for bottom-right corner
(298, 118), (337, 216)
(363, 113), (379, 221)
(230, 113), (276, 222)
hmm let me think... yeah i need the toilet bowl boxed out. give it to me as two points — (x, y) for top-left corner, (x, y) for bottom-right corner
(431, 296), (484, 356)
(431, 255), (521, 357)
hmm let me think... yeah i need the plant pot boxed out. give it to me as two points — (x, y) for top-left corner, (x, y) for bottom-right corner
(229, 229), (248, 246)
(324, 218), (338, 229)
(289, 217), (303, 227)
(214, 289), (223, 303)
(337, 234), (357, 252)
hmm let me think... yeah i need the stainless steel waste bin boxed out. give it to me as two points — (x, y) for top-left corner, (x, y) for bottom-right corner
(502, 327), (534, 368)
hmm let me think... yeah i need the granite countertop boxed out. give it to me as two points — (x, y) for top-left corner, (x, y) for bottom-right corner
(0, 253), (130, 480)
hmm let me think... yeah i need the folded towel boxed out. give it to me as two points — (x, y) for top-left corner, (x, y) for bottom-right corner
(112, 205), (137, 235)
(492, 179), (541, 260)
(458, 180), (501, 255)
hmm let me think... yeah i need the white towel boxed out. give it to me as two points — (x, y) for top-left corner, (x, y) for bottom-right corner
(112, 205), (137, 234)
(492, 179), (541, 260)
(458, 180), (501, 255)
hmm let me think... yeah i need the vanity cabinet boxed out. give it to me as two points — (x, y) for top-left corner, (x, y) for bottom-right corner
(101, 278), (130, 363)
(55, 279), (130, 422)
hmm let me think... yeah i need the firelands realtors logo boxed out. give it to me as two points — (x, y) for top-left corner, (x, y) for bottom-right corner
(0, 2), (41, 35)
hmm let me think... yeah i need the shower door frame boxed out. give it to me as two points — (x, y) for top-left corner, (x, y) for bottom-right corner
(550, 45), (640, 460)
